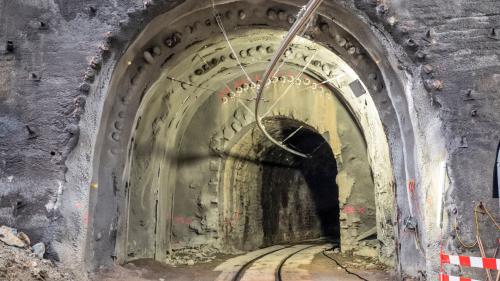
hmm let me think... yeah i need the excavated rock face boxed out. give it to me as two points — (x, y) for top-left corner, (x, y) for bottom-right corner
(0, 0), (499, 280)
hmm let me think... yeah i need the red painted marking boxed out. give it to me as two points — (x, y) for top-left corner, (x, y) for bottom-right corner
(219, 87), (230, 98)
(75, 202), (82, 209)
(83, 211), (89, 225)
(219, 71), (322, 105)
(254, 74), (261, 82)
(224, 211), (240, 224)
(174, 216), (193, 225)
(408, 179), (416, 193)
(343, 205), (366, 214)
(234, 79), (246, 89)
(343, 205), (356, 214)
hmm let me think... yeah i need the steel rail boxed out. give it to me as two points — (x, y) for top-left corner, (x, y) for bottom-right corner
(231, 240), (330, 281)
(275, 244), (317, 281)
(254, 0), (324, 158)
(232, 245), (292, 281)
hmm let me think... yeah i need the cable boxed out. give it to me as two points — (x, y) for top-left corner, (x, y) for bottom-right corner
(210, 0), (255, 87)
(453, 204), (480, 248)
(254, 0), (324, 158)
(261, 50), (317, 118)
(453, 202), (500, 249)
(322, 250), (369, 281)
(480, 203), (500, 230)
(165, 76), (219, 92)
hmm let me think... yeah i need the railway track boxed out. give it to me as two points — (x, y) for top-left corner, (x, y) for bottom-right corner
(214, 241), (334, 281)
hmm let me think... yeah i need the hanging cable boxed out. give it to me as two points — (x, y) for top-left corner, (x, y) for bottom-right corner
(254, 0), (324, 158)
(453, 202), (500, 249)
(210, 0), (255, 87)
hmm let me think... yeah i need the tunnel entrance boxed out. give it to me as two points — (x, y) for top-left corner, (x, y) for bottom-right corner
(260, 121), (340, 247)
(221, 118), (340, 252)
(86, 0), (399, 269)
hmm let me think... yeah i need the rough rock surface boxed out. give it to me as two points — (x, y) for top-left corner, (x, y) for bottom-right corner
(164, 246), (219, 266)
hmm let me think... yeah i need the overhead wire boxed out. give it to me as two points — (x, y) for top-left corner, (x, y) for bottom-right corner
(210, 0), (255, 87)
(165, 76), (219, 93)
(261, 50), (317, 118)
(209, 0), (323, 158)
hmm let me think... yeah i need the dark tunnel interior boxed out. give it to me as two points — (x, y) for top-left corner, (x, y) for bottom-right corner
(257, 123), (340, 247)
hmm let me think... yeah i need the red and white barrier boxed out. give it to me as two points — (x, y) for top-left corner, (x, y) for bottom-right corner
(440, 273), (481, 281)
(441, 253), (500, 270)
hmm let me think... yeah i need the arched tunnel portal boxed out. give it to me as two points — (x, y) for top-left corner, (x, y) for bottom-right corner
(84, 0), (417, 274)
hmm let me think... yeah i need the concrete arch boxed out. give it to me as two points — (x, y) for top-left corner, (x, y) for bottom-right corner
(215, 80), (379, 256)
(73, 0), (421, 275)
(117, 28), (394, 263)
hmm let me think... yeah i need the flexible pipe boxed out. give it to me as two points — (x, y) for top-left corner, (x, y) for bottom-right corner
(254, 0), (324, 158)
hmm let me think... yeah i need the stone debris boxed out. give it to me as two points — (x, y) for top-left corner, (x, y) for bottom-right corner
(0, 225), (76, 280)
(32, 242), (46, 259)
(164, 245), (219, 266)
(324, 247), (388, 271)
(0, 225), (29, 248)
(0, 237), (76, 280)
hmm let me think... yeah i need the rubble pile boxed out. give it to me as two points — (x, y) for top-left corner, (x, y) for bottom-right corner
(164, 245), (220, 266)
(324, 246), (388, 271)
(0, 225), (76, 281)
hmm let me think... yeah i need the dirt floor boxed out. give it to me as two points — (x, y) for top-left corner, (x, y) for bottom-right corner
(96, 248), (393, 281)
(0, 240), (392, 281)
(308, 250), (394, 281)
(96, 256), (232, 281)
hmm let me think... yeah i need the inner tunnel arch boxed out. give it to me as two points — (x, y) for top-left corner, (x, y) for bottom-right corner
(81, 0), (420, 274)
(220, 117), (342, 251)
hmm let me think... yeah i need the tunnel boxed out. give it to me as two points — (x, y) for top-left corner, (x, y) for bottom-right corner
(4, 0), (500, 280)
(84, 0), (402, 276)
(221, 118), (341, 251)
